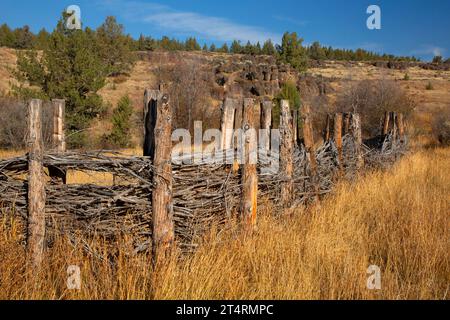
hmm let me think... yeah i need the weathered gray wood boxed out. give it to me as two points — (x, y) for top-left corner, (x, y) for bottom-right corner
(396, 113), (405, 143)
(292, 109), (298, 144)
(343, 113), (351, 135)
(241, 98), (258, 230)
(351, 113), (364, 170)
(145, 89), (175, 264)
(143, 89), (159, 157)
(391, 112), (398, 142)
(334, 113), (344, 176)
(27, 99), (46, 267)
(220, 98), (237, 150)
(49, 99), (66, 184)
(260, 100), (272, 151)
(280, 100), (294, 208)
(302, 103), (319, 202)
(382, 111), (390, 136)
(324, 114), (331, 141)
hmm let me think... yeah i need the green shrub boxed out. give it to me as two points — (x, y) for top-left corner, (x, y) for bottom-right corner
(104, 95), (134, 148)
(273, 82), (301, 128)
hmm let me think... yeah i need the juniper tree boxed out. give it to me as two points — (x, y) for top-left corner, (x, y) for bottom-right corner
(13, 15), (107, 147)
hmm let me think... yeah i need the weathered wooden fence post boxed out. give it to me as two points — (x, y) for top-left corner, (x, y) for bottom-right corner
(49, 99), (66, 184)
(391, 112), (398, 142)
(27, 99), (46, 267)
(343, 113), (351, 135)
(241, 98), (258, 230)
(302, 103), (320, 203)
(292, 109), (298, 144)
(382, 111), (390, 136)
(144, 89), (175, 264)
(280, 100), (294, 208)
(52, 99), (66, 152)
(220, 98), (237, 150)
(260, 100), (272, 151)
(334, 113), (344, 176)
(396, 113), (405, 143)
(324, 114), (331, 142)
(351, 113), (364, 170)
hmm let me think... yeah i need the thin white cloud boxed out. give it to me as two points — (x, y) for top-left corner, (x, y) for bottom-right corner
(411, 45), (446, 57)
(97, 0), (281, 43)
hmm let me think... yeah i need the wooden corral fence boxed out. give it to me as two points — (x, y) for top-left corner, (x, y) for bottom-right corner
(0, 90), (407, 266)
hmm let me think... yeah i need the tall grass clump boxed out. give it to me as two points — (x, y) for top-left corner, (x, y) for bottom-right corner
(0, 148), (449, 299)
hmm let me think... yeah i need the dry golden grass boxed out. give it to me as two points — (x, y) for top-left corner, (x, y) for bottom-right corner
(1, 148), (449, 300)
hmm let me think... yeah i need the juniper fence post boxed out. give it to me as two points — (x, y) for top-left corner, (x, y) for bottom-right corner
(49, 99), (66, 184)
(241, 98), (258, 230)
(396, 113), (405, 143)
(391, 112), (398, 142)
(324, 114), (331, 142)
(260, 100), (272, 151)
(27, 99), (46, 267)
(343, 113), (351, 135)
(382, 111), (390, 136)
(220, 98), (237, 150)
(302, 103), (320, 203)
(280, 100), (294, 208)
(351, 113), (364, 170)
(334, 113), (344, 176)
(144, 89), (175, 264)
(292, 109), (298, 144)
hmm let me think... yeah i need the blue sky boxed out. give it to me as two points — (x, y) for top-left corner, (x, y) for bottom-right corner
(1, 0), (449, 60)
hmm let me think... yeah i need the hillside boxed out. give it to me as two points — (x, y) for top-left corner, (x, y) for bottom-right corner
(1, 47), (449, 143)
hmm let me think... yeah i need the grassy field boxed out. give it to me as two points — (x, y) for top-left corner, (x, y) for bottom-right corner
(0, 147), (448, 300)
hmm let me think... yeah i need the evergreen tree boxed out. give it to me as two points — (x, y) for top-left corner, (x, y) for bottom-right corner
(244, 41), (254, 55)
(35, 28), (50, 49)
(13, 25), (35, 49)
(309, 41), (326, 60)
(273, 81), (301, 127)
(96, 16), (134, 76)
(105, 95), (134, 148)
(255, 42), (262, 55)
(278, 32), (308, 72)
(185, 37), (201, 51)
(14, 15), (107, 147)
(0, 24), (15, 47)
(219, 43), (229, 53)
(202, 43), (208, 51)
(262, 40), (276, 56)
(209, 43), (216, 52)
(230, 40), (242, 54)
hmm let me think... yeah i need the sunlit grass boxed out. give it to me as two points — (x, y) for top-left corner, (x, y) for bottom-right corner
(0, 148), (449, 299)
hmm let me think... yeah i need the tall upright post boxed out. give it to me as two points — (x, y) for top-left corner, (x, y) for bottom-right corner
(241, 98), (258, 230)
(260, 100), (272, 151)
(27, 99), (46, 267)
(52, 99), (66, 152)
(334, 113), (344, 176)
(396, 113), (405, 143)
(144, 89), (175, 264)
(324, 114), (331, 141)
(391, 112), (398, 142)
(49, 99), (66, 184)
(382, 111), (390, 136)
(220, 98), (237, 150)
(351, 113), (364, 170)
(280, 100), (294, 208)
(292, 109), (298, 144)
(343, 113), (351, 135)
(302, 103), (319, 203)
